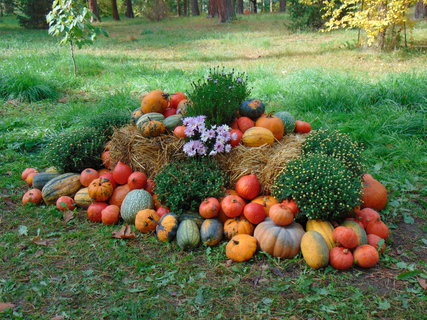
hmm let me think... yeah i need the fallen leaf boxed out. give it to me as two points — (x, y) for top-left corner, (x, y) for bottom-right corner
(18, 225), (28, 236)
(34, 250), (44, 258)
(0, 302), (15, 311)
(31, 236), (48, 246)
(63, 210), (74, 223)
(269, 267), (284, 277)
(252, 276), (268, 286)
(50, 316), (65, 320)
(418, 278), (427, 290)
(112, 224), (135, 239)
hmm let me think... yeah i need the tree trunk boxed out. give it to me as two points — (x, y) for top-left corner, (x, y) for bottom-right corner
(270, 0), (273, 12)
(208, 0), (217, 17)
(279, 0), (286, 12)
(251, 0), (257, 13)
(191, 0), (200, 15)
(227, 0), (235, 19)
(217, 0), (235, 22)
(414, 1), (427, 19)
(111, 0), (120, 20)
(177, 0), (181, 16)
(237, 0), (243, 14)
(125, 0), (134, 18)
(183, 0), (189, 16)
(89, 0), (101, 22)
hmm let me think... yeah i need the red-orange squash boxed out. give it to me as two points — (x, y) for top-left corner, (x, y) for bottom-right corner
(22, 168), (38, 180)
(243, 202), (266, 225)
(269, 203), (294, 226)
(145, 179), (155, 195)
(99, 172), (117, 189)
(112, 161), (132, 185)
(169, 92), (187, 109)
(25, 172), (39, 186)
(237, 117), (255, 133)
(236, 174), (260, 200)
(128, 171), (147, 190)
(199, 197), (220, 219)
(101, 151), (111, 169)
(109, 184), (131, 208)
(87, 202), (108, 223)
(251, 195), (278, 216)
(356, 208), (381, 228)
(101, 205), (120, 225)
(333, 226), (358, 249)
(173, 126), (186, 138)
(22, 189), (42, 205)
(230, 129), (243, 147)
(294, 120), (311, 134)
(56, 196), (75, 211)
(367, 234), (386, 253)
(361, 174), (387, 211)
(88, 178), (114, 202)
(221, 195), (246, 218)
(353, 244), (379, 268)
(281, 199), (300, 215)
(255, 113), (285, 140)
(80, 168), (99, 187)
(329, 247), (354, 270)
(366, 220), (389, 240)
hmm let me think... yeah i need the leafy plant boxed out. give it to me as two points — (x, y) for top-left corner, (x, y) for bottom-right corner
(154, 158), (226, 215)
(79, 111), (131, 138)
(272, 153), (362, 221)
(301, 129), (365, 176)
(17, 0), (51, 29)
(46, 0), (108, 75)
(186, 67), (250, 126)
(287, 0), (324, 31)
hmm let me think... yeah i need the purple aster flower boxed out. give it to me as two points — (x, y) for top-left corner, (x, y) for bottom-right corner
(236, 77), (242, 83)
(214, 79), (218, 84)
(214, 141), (225, 153)
(183, 141), (197, 157)
(225, 144), (232, 153)
(200, 129), (216, 142)
(209, 150), (217, 156)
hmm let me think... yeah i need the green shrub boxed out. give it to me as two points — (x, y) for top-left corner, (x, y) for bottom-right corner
(154, 158), (226, 215)
(272, 153), (362, 221)
(287, 0), (324, 31)
(79, 111), (131, 138)
(186, 67), (250, 126)
(301, 129), (365, 176)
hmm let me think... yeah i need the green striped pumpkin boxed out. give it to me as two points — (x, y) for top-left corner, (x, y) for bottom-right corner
(32, 172), (60, 190)
(341, 220), (368, 245)
(177, 219), (200, 250)
(300, 230), (330, 269)
(120, 189), (153, 224)
(274, 111), (296, 134)
(132, 107), (144, 123)
(74, 187), (93, 208)
(200, 219), (223, 246)
(41, 173), (82, 204)
(136, 112), (165, 129)
(164, 115), (183, 131)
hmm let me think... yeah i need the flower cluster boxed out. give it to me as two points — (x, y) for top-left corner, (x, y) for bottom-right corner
(182, 116), (233, 157)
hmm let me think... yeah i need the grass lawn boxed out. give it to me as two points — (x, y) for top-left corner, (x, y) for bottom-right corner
(1, 13), (426, 319)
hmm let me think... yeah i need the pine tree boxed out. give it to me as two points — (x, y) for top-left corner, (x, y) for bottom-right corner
(17, 0), (52, 29)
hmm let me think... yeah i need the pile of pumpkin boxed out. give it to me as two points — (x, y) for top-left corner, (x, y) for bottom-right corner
(21, 162), (390, 269)
(131, 89), (311, 145)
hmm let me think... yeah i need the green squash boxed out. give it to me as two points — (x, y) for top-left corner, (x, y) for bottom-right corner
(32, 172), (60, 190)
(41, 173), (82, 205)
(300, 230), (330, 269)
(200, 219), (223, 246)
(274, 111), (295, 134)
(179, 212), (204, 228)
(239, 99), (265, 120)
(136, 112), (165, 129)
(341, 220), (368, 245)
(156, 212), (179, 242)
(120, 189), (154, 224)
(176, 219), (200, 250)
(163, 114), (183, 131)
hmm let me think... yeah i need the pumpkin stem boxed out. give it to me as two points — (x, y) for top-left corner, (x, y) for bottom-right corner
(233, 240), (239, 245)
(343, 249), (349, 254)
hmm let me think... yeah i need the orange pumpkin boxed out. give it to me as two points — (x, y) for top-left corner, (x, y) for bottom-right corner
(109, 184), (131, 208)
(221, 195), (246, 218)
(139, 120), (166, 137)
(80, 168), (99, 187)
(173, 126), (186, 138)
(98, 168), (110, 176)
(99, 172), (117, 189)
(269, 203), (294, 226)
(353, 245), (379, 268)
(366, 220), (389, 240)
(361, 174), (387, 211)
(223, 217), (254, 239)
(141, 90), (169, 114)
(135, 209), (160, 233)
(243, 203), (266, 225)
(22, 189), (42, 205)
(101, 205), (120, 225)
(226, 234), (257, 262)
(199, 197), (220, 219)
(251, 196), (278, 216)
(87, 202), (108, 223)
(25, 171), (39, 186)
(22, 168), (38, 180)
(128, 171), (147, 190)
(237, 117), (255, 133)
(255, 113), (285, 140)
(56, 196), (75, 211)
(88, 178), (114, 202)
(112, 161), (132, 185)
(236, 174), (260, 200)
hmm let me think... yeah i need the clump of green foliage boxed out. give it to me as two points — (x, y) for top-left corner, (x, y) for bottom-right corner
(155, 158), (226, 215)
(287, 0), (324, 31)
(301, 129), (365, 176)
(17, 0), (52, 29)
(79, 111), (131, 138)
(272, 153), (362, 221)
(0, 70), (58, 102)
(186, 67), (250, 126)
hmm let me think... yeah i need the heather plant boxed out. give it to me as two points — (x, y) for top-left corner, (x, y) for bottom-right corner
(186, 67), (250, 126)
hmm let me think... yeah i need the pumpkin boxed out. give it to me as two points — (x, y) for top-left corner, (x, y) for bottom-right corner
(156, 212), (179, 242)
(163, 114), (183, 131)
(341, 220), (368, 245)
(135, 209), (160, 233)
(306, 220), (335, 250)
(101, 151), (111, 169)
(88, 178), (114, 202)
(22, 168), (38, 180)
(22, 189), (42, 205)
(56, 196), (75, 211)
(230, 129), (243, 147)
(163, 107), (177, 118)
(274, 111), (295, 134)
(112, 161), (132, 185)
(242, 127), (275, 147)
(223, 217), (254, 239)
(109, 184), (131, 208)
(344, 218), (365, 229)
(226, 234), (257, 262)
(44, 166), (60, 174)
(294, 120), (311, 134)
(177, 99), (191, 115)
(281, 199), (300, 215)
(141, 90), (169, 114)
(128, 171), (147, 190)
(173, 126), (186, 138)
(156, 206), (170, 218)
(221, 195), (246, 218)
(251, 196), (278, 216)
(361, 174), (387, 211)
(301, 231), (330, 269)
(169, 92), (187, 108)
(32, 172), (60, 190)
(26, 172), (39, 186)
(366, 220), (389, 240)
(87, 202), (108, 223)
(178, 212), (204, 228)
(176, 219), (200, 250)
(333, 226), (358, 249)
(136, 112), (165, 128)
(42, 173), (82, 205)
(254, 219), (305, 258)
(236, 174), (260, 200)
(353, 245), (379, 268)
(243, 203), (266, 225)
(329, 247), (354, 270)
(217, 208), (229, 224)
(367, 234), (386, 253)
(239, 99), (265, 120)
(145, 179), (155, 195)
(74, 187), (93, 208)
(120, 189), (153, 224)
(200, 219), (223, 246)
(255, 113), (285, 140)
(231, 118), (239, 130)
(79, 168), (99, 187)
(98, 168), (110, 176)
(225, 189), (238, 196)
(237, 117), (255, 133)
(199, 197), (220, 219)
(139, 120), (166, 137)
(269, 203), (294, 226)
(356, 208), (381, 228)
(101, 205), (120, 225)
(132, 107), (143, 123)
(99, 172), (117, 189)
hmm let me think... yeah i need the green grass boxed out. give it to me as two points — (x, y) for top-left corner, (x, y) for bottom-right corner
(0, 14), (426, 319)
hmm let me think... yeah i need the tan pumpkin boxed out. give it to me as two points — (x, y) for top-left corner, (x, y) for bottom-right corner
(135, 209), (160, 233)
(141, 90), (169, 114)
(242, 127), (275, 147)
(139, 120), (166, 137)
(88, 178), (114, 202)
(223, 217), (254, 239)
(255, 113), (285, 140)
(226, 234), (257, 262)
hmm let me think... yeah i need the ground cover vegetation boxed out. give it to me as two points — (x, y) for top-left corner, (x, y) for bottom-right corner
(0, 12), (426, 319)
